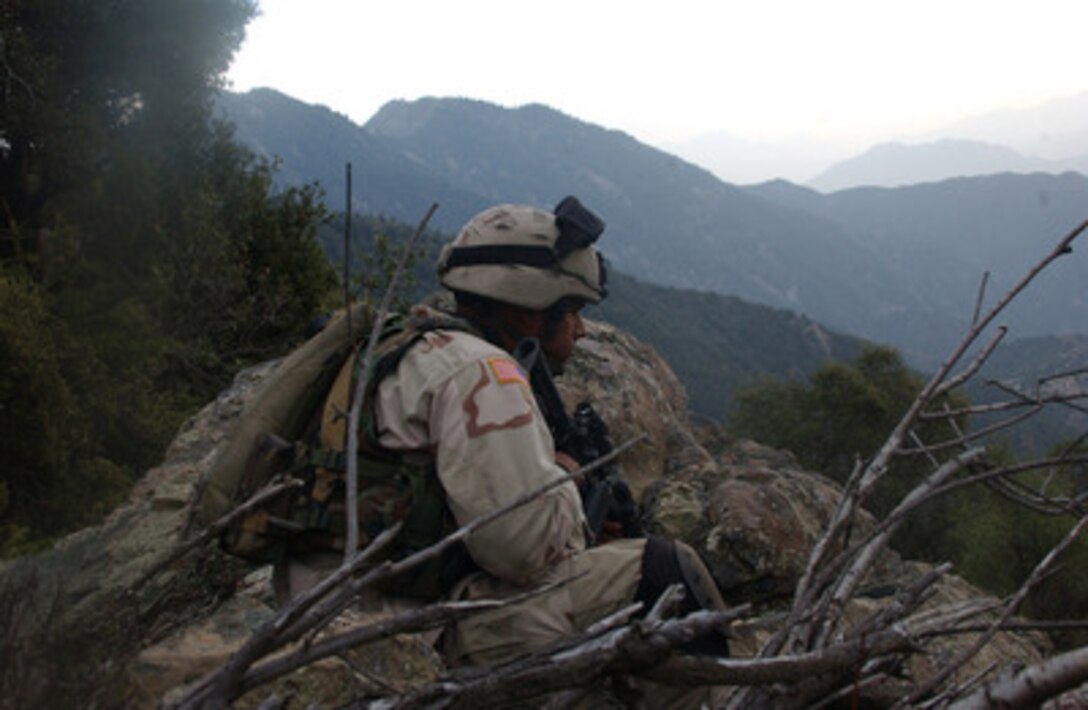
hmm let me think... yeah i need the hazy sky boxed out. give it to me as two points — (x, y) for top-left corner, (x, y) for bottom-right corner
(227, 0), (1087, 165)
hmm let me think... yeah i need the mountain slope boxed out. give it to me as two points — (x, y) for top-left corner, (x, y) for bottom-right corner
(747, 172), (1088, 363)
(216, 89), (489, 231)
(361, 97), (943, 350)
(218, 90), (1086, 363)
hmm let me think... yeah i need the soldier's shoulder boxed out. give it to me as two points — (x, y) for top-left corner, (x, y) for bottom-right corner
(398, 327), (508, 379)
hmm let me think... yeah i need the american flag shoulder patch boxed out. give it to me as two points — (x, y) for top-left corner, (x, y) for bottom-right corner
(486, 357), (529, 387)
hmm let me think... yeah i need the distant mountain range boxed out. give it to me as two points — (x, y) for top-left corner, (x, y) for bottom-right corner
(668, 91), (1088, 188)
(808, 139), (1084, 192)
(217, 89), (1088, 369)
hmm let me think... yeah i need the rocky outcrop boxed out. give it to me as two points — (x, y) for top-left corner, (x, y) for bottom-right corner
(0, 318), (1049, 708)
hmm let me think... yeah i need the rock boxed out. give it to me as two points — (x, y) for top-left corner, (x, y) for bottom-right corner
(559, 320), (711, 500)
(641, 435), (879, 604)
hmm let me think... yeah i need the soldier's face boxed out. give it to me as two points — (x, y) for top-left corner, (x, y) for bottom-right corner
(542, 307), (586, 364)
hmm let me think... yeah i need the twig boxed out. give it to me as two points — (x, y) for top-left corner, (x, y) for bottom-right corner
(949, 643), (1088, 709)
(240, 575), (582, 693)
(933, 326), (1006, 397)
(971, 271), (990, 326)
(920, 619), (1088, 637)
(344, 202), (439, 560)
(904, 511), (1088, 705)
(917, 390), (1088, 421)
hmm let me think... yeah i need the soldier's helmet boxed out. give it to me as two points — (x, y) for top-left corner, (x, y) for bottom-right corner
(436, 196), (607, 310)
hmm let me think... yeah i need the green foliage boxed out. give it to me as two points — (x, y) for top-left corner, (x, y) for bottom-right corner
(729, 353), (1088, 642)
(944, 451), (1088, 649)
(0, 0), (338, 554)
(728, 345), (977, 560)
(317, 213), (441, 310)
(730, 346), (947, 509)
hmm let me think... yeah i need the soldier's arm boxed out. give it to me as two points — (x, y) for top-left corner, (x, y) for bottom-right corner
(428, 355), (587, 585)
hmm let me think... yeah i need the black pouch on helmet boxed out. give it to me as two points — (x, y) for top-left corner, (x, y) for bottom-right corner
(554, 195), (605, 257)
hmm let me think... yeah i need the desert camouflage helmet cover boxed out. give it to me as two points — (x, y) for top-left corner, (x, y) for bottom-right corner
(436, 196), (608, 310)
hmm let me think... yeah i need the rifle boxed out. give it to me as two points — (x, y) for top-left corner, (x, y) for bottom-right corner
(513, 338), (643, 541)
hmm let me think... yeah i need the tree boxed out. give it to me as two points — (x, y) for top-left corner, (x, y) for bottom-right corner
(0, 0), (338, 552)
(730, 345), (967, 529)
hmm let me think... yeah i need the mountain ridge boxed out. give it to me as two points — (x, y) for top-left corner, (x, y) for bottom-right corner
(808, 139), (1071, 192)
(217, 89), (1088, 365)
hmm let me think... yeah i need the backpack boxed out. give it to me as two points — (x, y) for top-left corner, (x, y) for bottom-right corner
(191, 303), (475, 599)
(192, 302), (374, 534)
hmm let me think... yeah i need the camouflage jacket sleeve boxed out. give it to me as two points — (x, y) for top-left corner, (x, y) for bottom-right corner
(374, 329), (588, 585)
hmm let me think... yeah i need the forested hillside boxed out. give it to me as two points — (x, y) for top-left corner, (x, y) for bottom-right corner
(220, 91), (952, 359)
(0, 1), (337, 553)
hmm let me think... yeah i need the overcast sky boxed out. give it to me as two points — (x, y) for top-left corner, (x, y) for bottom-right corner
(227, 0), (1088, 175)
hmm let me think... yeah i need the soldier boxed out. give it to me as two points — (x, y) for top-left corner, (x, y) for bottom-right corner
(277, 196), (728, 704)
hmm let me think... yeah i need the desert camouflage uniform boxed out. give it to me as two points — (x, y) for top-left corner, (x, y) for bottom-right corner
(276, 309), (720, 705)
(368, 315), (648, 658)
(368, 308), (721, 707)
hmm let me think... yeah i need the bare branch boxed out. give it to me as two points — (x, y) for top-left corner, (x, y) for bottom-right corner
(933, 326), (1006, 398)
(859, 218), (1088, 499)
(949, 644), (1088, 710)
(345, 203), (439, 560)
(898, 406), (1043, 456)
(918, 390), (1088, 421)
(240, 576), (582, 693)
(905, 512), (1088, 705)
(814, 448), (988, 648)
(970, 271), (990, 326)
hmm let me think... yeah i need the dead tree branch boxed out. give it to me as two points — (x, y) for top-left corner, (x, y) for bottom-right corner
(905, 511), (1088, 705)
(949, 644), (1088, 709)
(345, 203), (438, 559)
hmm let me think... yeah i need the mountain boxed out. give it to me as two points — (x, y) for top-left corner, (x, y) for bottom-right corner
(218, 89), (1088, 364)
(746, 172), (1088, 366)
(216, 89), (489, 232)
(931, 91), (1088, 161)
(363, 97), (957, 355)
(807, 139), (1058, 192)
(595, 272), (866, 418)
